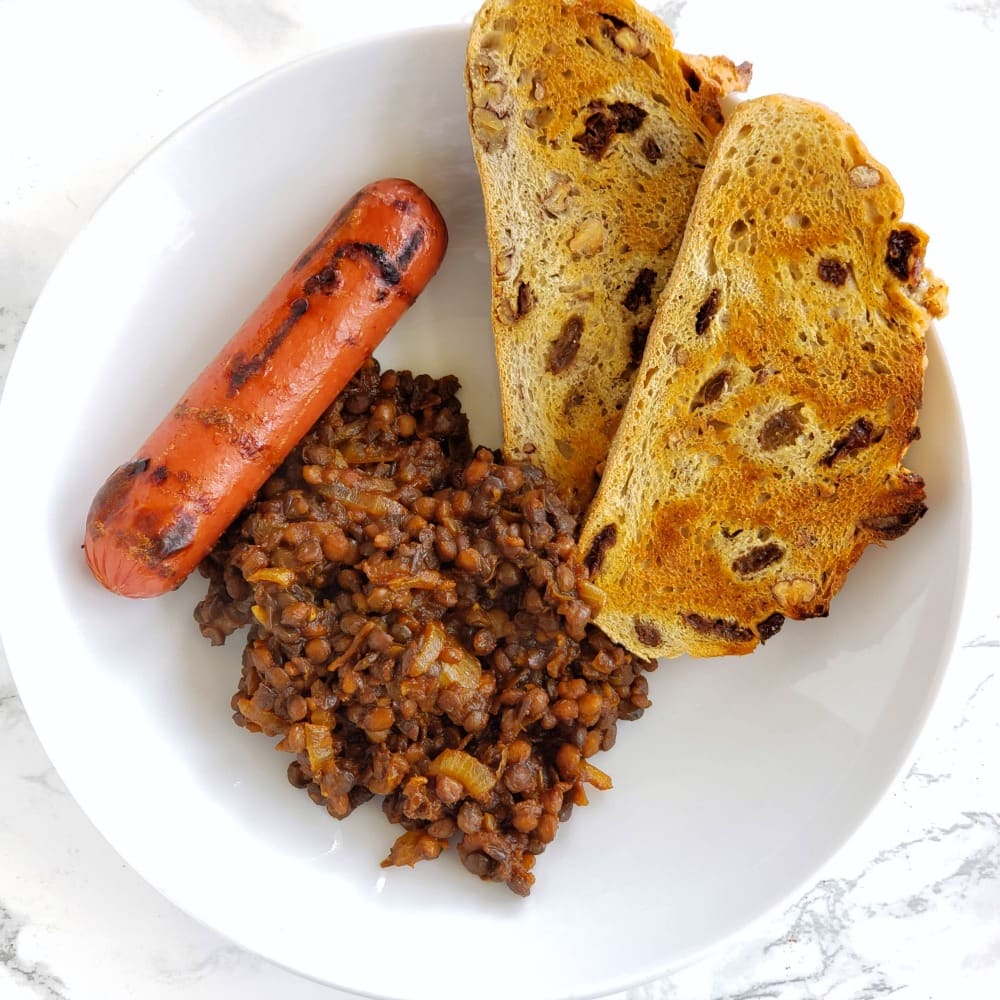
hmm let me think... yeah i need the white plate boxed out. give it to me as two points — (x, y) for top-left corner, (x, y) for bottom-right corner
(0, 25), (971, 1000)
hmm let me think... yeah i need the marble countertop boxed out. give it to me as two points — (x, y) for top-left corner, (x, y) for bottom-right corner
(1, 1), (997, 998)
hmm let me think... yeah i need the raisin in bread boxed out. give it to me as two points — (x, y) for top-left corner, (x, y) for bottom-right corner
(579, 94), (948, 658)
(466, 0), (750, 510)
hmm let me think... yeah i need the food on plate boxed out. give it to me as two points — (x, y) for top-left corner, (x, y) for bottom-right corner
(195, 360), (653, 895)
(85, 179), (447, 598)
(578, 94), (948, 659)
(466, 0), (750, 510)
(77, 0), (946, 896)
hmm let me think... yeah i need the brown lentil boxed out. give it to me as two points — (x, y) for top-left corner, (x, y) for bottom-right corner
(195, 360), (655, 896)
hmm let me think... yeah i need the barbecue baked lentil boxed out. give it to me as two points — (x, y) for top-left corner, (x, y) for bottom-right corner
(195, 359), (654, 895)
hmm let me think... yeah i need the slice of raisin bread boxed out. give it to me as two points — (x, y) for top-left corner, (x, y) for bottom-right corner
(579, 94), (948, 658)
(466, 0), (750, 510)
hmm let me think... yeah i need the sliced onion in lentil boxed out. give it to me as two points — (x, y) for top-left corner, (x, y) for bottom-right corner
(194, 360), (655, 896)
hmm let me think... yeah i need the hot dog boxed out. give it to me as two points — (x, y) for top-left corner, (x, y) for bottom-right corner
(85, 178), (448, 598)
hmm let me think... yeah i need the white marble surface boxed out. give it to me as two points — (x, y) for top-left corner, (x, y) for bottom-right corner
(1, 1), (998, 998)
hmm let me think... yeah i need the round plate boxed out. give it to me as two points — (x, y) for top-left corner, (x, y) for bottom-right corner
(0, 25), (970, 1000)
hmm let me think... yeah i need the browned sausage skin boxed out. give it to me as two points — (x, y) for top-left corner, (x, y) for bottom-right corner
(85, 179), (448, 598)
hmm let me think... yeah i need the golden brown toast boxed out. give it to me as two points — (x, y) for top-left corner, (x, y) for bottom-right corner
(465, 0), (750, 510)
(579, 94), (947, 658)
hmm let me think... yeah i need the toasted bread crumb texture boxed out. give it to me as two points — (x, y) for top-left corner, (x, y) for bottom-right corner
(466, 0), (750, 510)
(580, 94), (948, 659)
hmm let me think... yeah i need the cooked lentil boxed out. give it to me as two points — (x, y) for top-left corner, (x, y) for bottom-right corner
(195, 359), (654, 895)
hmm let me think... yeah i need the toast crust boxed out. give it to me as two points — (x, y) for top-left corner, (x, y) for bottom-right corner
(466, 0), (750, 510)
(579, 94), (947, 658)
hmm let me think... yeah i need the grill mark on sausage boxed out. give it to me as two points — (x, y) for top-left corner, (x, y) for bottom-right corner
(227, 296), (310, 396)
(394, 228), (426, 274)
(189, 493), (215, 515)
(333, 241), (403, 285)
(235, 432), (265, 460)
(157, 512), (197, 558)
(302, 263), (341, 296)
(177, 404), (232, 428)
(293, 190), (366, 272)
(330, 232), (425, 289)
(172, 403), (268, 464)
(89, 458), (151, 525)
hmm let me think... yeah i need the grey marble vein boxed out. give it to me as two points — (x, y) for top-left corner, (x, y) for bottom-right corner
(953, 670), (996, 731)
(905, 765), (951, 787)
(650, 1), (687, 30)
(0, 303), (29, 339)
(19, 767), (67, 798)
(0, 901), (68, 1000)
(0, 684), (25, 732)
(187, 0), (298, 49)
(963, 634), (1000, 648)
(622, 810), (1000, 1000)
(0, 303), (30, 392)
(155, 942), (264, 984)
(951, 0), (1000, 26)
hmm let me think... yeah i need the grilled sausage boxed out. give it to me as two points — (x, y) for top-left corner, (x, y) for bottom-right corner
(85, 178), (448, 597)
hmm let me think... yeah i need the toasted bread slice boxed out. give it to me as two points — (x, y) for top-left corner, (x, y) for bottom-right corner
(466, 0), (750, 510)
(579, 94), (948, 658)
